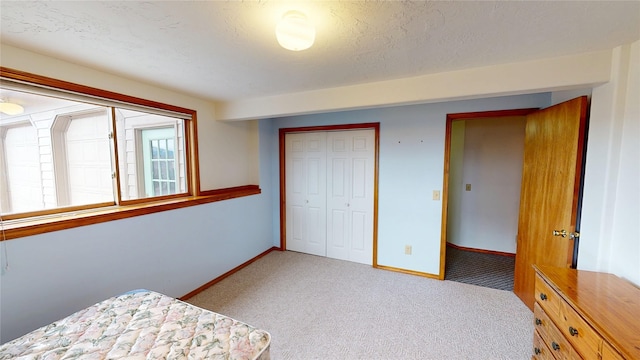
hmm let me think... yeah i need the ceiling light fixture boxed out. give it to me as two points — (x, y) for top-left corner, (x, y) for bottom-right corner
(0, 100), (24, 115)
(276, 10), (315, 51)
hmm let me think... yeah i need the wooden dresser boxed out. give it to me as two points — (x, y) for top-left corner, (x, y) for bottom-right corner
(532, 265), (640, 360)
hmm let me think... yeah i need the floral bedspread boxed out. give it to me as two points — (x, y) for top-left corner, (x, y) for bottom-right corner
(0, 290), (270, 360)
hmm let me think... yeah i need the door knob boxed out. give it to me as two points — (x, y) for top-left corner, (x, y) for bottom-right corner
(553, 229), (567, 237)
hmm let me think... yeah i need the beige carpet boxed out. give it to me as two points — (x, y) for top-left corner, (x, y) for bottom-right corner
(186, 250), (533, 359)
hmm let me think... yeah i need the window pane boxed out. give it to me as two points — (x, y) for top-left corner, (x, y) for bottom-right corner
(168, 160), (175, 180)
(160, 160), (167, 180)
(151, 140), (159, 159)
(152, 161), (159, 179)
(159, 139), (167, 159)
(0, 88), (114, 215)
(167, 139), (174, 158)
(114, 109), (185, 200)
(2, 124), (42, 214)
(64, 110), (113, 206)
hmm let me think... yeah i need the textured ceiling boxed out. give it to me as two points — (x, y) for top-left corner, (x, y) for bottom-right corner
(1, 1), (639, 102)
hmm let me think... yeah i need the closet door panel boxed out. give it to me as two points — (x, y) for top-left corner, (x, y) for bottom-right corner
(327, 132), (350, 261)
(285, 132), (327, 256)
(330, 209), (347, 249)
(289, 205), (305, 252)
(327, 130), (375, 265)
(351, 210), (367, 251)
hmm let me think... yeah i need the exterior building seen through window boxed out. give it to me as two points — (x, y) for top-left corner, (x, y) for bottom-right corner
(0, 87), (187, 217)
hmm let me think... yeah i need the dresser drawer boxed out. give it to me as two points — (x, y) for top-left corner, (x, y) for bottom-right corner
(535, 273), (563, 317)
(533, 329), (555, 360)
(558, 300), (602, 359)
(601, 341), (625, 360)
(534, 302), (577, 360)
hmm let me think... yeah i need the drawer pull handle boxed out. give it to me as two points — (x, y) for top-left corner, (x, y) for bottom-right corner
(535, 318), (542, 325)
(534, 347), (541, 355)
(551, 342), (560, 351)
(539, 293), (548, 301)
(569, 326), (579, 336)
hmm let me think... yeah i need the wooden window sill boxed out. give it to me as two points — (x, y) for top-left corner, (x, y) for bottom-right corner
(0, 185), (260, 241)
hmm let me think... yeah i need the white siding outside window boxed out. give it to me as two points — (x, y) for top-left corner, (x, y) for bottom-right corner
(2, 123), (42, 213)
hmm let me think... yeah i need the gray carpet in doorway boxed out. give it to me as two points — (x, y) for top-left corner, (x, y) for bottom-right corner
(445, 246), (515, 291)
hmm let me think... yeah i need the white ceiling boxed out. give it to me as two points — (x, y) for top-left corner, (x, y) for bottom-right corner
(1, 1), (639, 103)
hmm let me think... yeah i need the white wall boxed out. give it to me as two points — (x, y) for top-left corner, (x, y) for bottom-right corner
(219, 50), (611, 121)
(267, 94), (550, 275)
(447, 117), (526, 253)
(579, 41), (640, 285)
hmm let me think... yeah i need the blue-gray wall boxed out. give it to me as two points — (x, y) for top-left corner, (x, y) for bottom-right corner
(263, 93), (551, 274)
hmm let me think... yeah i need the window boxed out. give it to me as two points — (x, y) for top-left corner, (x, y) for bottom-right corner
(142, 128), (178, 197)
(0, 89), (191, 217)
(0, 67), (260, 241)
(114, 109), (186, 201)
(0, 68), (196, 220)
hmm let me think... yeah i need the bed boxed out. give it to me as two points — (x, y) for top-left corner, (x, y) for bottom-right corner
(0, 290), (271, 360)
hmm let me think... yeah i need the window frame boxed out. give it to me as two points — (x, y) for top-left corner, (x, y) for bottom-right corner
(0, 67), (260, 241)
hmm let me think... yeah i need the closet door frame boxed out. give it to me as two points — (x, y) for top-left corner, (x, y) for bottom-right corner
(279, 123), (380, 266)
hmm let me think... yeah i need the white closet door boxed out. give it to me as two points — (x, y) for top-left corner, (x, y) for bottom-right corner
(285, 132), (327, 256)
(326, 129), (375, 265)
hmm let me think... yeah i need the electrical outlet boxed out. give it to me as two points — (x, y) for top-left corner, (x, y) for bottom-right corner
(465, 184), (471, 191)
(405, 245), (412, 255)
(433, 190), (440, 200)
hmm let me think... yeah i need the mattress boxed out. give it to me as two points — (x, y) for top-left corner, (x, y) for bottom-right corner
(0, 290), (271, 360)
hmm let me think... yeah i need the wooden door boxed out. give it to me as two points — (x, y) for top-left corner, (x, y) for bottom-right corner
(326, 129), (375, 265)
(513, 96), (588, 310)
(285, 132), (327, 256)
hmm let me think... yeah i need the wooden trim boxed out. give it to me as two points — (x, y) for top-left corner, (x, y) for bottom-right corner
(110, 107), (123, 204)
(569, 96), (589, 266)
(1, 185), (261, 241)
(280, 123), (380, 133)
(0, 67), (195, 116)
(278, 123), (380, 262)
(372, 124), (380, 267)
(180, 246), (279, 300)
(440, 108), (538, 279)
(198, 184), (260, 197)
(446, 242), (516, 257)
(374, 264), (440, 280)
(189, 113), (201, 196)
(0, 202), (114, 221)
(446, 108), (538, 121)
(278, 128), (287, 250)
(118, 193), (191, 206)
(438, 117), (453, 280)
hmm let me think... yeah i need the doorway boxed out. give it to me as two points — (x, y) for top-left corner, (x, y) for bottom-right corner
(440, 98), (588, 309)
(442, 110), (531, 290)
